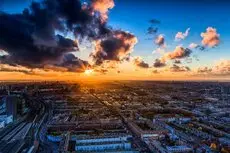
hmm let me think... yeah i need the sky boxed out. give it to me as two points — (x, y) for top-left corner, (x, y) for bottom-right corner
(0, 0), (229, 81)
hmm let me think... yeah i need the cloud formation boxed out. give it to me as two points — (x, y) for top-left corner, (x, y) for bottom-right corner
(170, 64), (190, 72)
(91, 0), (115, 23)
(59, 53), (90, 72)
(0, 50), (8, 56)
(0, 0), (124, 73)
(94, 68), (108, 74)
(213, 60), (230, 75)
(189, 43), (198, 49)
(163, 46), (192, 61)
(152, 47), (165, 55)
(196, 60), (230, 76)
(90, 31), (138, 65)
(0, 64), (32, 74)
(174, 60), (181, 64)
(201, 27), (220, 47)
(175, 28), (190, 41)
(147, 27), (158, 35)
(189, 43), (205, 51)
(0, 1), (225, 79)
(153, 46), (191, 68)
(133, 56), (149, 68)
(155, 34), (165, 47)
(147, 19), (160, 35)
(197, 67), (212, 73)
(149, 19), (161, 24)
(153, 59), (166, 68)
(152, 69), (159, 74)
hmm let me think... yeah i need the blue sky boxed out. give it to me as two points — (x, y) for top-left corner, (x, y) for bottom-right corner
(107, 0), (230, 67)
(1, 0), (230, 68)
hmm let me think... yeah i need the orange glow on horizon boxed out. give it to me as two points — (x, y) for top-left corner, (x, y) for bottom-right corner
(84, 69), (94, 75)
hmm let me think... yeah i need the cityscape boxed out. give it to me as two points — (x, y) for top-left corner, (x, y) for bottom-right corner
(0, 81), (229, 153)
(0, 0), (230, 152)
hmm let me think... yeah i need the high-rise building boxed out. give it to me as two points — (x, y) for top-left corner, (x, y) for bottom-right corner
(0, 95), (28, 120)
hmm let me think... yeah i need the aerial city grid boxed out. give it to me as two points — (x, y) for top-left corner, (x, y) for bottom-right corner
(0, 0), (230, 153)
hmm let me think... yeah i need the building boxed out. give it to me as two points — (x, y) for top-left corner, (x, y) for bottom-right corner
(145, 140), (167, 153)
(0, 96), (17, 119)
(0, 95), (27, 121)
(0, 96), (19, 128)
(127, 121), (167, 141)
(166, 146), (193, 153)
(76, 142), (132, 152)
(75, 134), (137, 152)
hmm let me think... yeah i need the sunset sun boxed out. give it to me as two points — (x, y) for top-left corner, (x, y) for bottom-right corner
(84, 69), (94, 75)
(0, 0), (229, 153)
(0, 0), (229, 81)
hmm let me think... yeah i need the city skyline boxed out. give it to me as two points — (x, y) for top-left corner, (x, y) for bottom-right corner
(0, 81), (229, 152)
(0, 0), (230, 81)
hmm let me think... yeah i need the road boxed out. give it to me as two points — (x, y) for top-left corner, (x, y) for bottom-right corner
(90, 92), (152, 153)
(0, 112), (35, 153)
(32, 97), (53, 153)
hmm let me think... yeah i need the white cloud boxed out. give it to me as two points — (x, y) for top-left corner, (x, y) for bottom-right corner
(201, 27), (220, 47)
(189, 43), (198, 49)
(175, 28), (190, 41)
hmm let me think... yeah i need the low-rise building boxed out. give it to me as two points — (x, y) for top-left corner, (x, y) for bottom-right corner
(166, 145), (193, 153)
(75, 134), (136, 152)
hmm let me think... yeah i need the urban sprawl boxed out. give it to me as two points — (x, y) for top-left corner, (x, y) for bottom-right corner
(0, 81), (229, 153)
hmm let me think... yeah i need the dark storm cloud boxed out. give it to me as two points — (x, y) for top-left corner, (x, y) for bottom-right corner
(59, 53), (90, 72)
(90, 30), (138, 65)
(0, 0), (114, 72)
(0, 12), (78, 67)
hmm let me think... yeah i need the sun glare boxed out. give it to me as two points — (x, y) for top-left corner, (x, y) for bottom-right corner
(84, 69), (94, 75)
